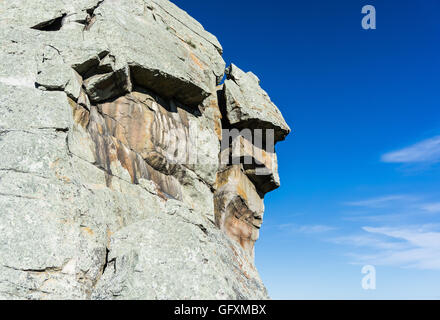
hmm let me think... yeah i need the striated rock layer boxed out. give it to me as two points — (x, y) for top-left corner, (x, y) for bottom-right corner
(0, 0), (290, 299)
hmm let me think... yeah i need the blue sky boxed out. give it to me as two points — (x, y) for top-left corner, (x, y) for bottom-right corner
(176, 0), (440, 299)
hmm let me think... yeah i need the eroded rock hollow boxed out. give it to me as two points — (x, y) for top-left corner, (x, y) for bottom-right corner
(0, 0), (290, 299)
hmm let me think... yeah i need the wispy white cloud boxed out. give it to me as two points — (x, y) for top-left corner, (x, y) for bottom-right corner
(381, 136), (440, 164)
(363, 226), (440, 248)
(342, 213), (411, 223)
(338, 193), (440, 269)
(298, 225), (336, 233)
(343, 194), (440, 220)
(337, 225), (440, 270)
(280, 224), (336, 234)
(330, 233), (407, 250)
(421, 203), (440, 213)
(344, 195), (411, 208)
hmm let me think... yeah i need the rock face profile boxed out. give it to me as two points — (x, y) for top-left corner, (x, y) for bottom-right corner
(0, 0), (290, 299)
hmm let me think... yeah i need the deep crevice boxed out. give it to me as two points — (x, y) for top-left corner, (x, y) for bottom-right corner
(86, 0), (105, 16)
(31, 14), (67, 31)
(82, 0), (105, 31)
(197, 224), (209, 236)
(102, 248), (110, 274)
(101, 247), (116, 274)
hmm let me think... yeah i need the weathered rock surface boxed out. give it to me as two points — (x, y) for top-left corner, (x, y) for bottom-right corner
(214, 165), (264, 258)
(222, 64), (291, 142)
(0, 0), (290, 300)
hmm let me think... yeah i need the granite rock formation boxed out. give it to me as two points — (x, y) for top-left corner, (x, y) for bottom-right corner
(0, 0), (290, 299)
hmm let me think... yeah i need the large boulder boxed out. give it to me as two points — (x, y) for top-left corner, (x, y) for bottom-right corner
(0, 0), (290, 300)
